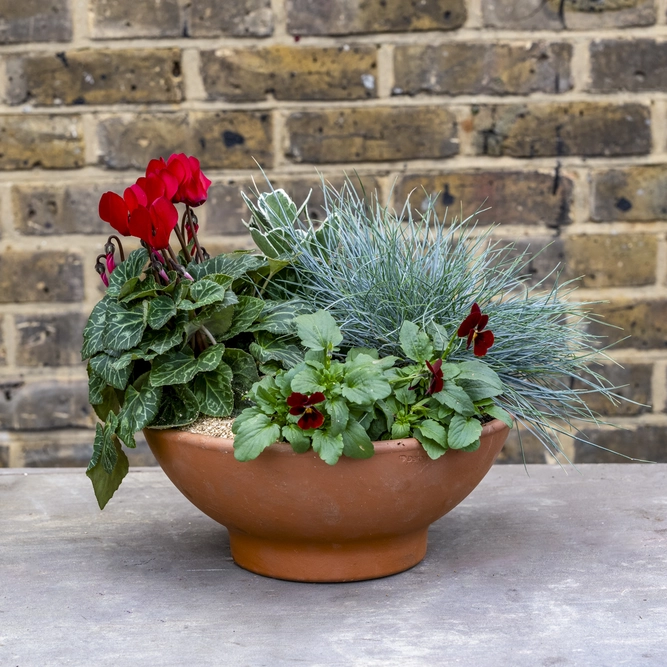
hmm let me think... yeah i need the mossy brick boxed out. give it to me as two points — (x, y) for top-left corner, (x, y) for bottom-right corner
(206, 174), (383, 234)
(201, 45), (378, 102)
(0, 252), (83, 303)
(591, 166), (667, 222)
(394, 42), (572, 97)
(575, 425), (667, 463)
(587, 300), (667, 349)
(98, 112), (273, 170)
(6, 49), (183, 106)
(468, 103), (651, 158)
(286, 0), (466, 35)
(590, 40), (667, 93)
(496, 428), (548, 464)
(188, 0), (273, 37)
(287, 107), (457, 164)
(0, 115), (84, 170)
(482, 0), (655, 30)
(395, 171), (573, 228)
(572, 362), (652, 417)
(562, 234), (657, 288)
(15, 312), (87, 367)
(90, 0), (182, 38)
(0, 0), (72, 44)
(0, 381), (95, 430)
(12, 184), (122, 235)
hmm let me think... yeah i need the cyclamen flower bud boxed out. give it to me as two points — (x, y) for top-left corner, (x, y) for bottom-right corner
(95, 259), (109, 287)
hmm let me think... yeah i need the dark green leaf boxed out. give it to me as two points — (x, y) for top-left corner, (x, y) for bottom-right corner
(188, 252), (265, 281)
(87, 422), (129, 510)
(149, 348), (198, 387)
(295, 310), (343, 352)
(82, 296), (110, 360)
(399, 321), (433, 363)
(147, 295), (177, 330)
(87, 365), (106, 404)
(120, 275), (159, 303)
(193, 362), (234, 417)
(142, 327), (183, 355)
(151, 384), (199, 428)
(187, 279), (230, 308)
(107, 248), (149, 297)
(311, 429), (344, 465)
(89, 353), (133, 390)
(248, 299), (311, 335)
(192, 304), (235, 338)
(250, 332), (303, 368)
(221, 296), (265, 340)
(223, 348), (260, 396)
(104, 301), (146, 352)
(341, 420), (374, 459)
(116, 383), (163, 448)
(233, 413), (281, 461)
(448, 414), (483, 450)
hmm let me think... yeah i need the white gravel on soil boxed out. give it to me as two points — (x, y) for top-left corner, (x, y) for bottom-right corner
(181, 416), (235, 439)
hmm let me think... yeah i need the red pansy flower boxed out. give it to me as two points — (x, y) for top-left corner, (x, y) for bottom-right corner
(425, 358), (444, 395)
(286, 392), (326, 430)
(457, 303), (495, 357)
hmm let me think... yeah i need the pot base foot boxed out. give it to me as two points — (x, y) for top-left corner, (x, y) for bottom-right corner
(228, 529), (429, 582)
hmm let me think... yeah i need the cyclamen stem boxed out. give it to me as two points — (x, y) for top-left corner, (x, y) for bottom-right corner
(106, 235), (125, 262)
(200, 325), (217, 347)
(186, 206), (205, 264)
(173, 219), (192, 264)
(166, 244), (194, 281)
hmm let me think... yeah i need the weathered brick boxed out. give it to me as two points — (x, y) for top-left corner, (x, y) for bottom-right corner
(467, 103), (651, 158)
(188, 0), (273, 37)
(98, 112), (273, 170)
(15, 312), (87, 367)
(206, 174), (383, 234)
(491, 236), (565, 288)
(0, 252), (83, 303)
(12, 183), (124, 235)
(0, 0), (72, 44)
(287, 0), (466, 35)
(483, 0), (655, 30)
(287, 107), (458, 163)
(395, 171), (573, 228)
(496, 427), (548, 464)
(572, 362), (652, 417)
(0, 381), (95, 430)
(0, 116), (84, 170)
(0, 444), (8, 467)
(90, 0), (182, 38)
(591, 166), (667, 222)
(587, 300), (667, 350)
(590, 40), (667, 93)
(394, 42), (572, 96)
(0, 326), (6, 366)
(562, 234), (657, 288)
(6, 49), (183, 106)
(575, 425), (667, 463)
(201, 45), (377, 102)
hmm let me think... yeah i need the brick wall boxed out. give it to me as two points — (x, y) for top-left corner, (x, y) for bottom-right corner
(1, 0), (665, 467)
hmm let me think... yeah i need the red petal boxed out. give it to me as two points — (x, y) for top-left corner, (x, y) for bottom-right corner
(428, 375), (444, 395)
(307, 392), (325, 405)
(466, 330), (474, 349)
(146, 158), (167, 176)
(297, 408), (325, 430)
(478, 314), (489, 331)
(289, 407), (305, 416)
(149, 197), (178, 249)
(457, 310), (481, 337)
(473, 330), (494, 357)
(471, 303), (481, 316)
(160, 170), (179, 200)
(143, 173), (166, 205)
(286, 392), (309, 408)
(99, 191), (130, 235)
(124, 184), (147, 212)
(128, 206), (153, 246)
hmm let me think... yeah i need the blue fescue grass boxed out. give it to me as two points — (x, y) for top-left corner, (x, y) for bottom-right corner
(244, 176), (645, 463)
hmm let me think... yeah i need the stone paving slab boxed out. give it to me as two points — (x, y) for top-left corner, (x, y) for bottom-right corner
(1, 464), (666, 666)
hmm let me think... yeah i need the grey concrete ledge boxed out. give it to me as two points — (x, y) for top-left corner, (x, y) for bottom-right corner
(1, 464), (666, 666)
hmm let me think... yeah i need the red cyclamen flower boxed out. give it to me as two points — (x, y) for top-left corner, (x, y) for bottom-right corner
(147, 154), (211, 208)
(457, 303), (495, 357)
(286, 392), (326, 430)
(425, 359), (444, 395)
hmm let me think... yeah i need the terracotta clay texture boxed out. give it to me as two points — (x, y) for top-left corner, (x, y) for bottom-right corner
(144, 419), (510, 582)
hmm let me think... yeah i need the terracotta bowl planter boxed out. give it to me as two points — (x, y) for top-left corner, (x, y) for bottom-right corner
(144, 419), (510, 582)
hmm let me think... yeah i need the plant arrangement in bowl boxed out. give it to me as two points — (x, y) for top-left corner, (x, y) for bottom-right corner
(83, 159), (625, 582)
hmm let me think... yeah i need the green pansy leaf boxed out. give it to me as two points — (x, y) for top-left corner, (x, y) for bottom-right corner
(150, 385), (200, 429)
(104, 301), (147, 352)
(485, 404), (514, 429)
(311, 429), (344, 465)
(427, 321), (450, 353)
(346, 347), (378, 361)
(341, 420), (374, 459)
(295, 310), (343, 352)
(324, 396), (349, 436)
(116, 383), (163, 448)
(458, 379), (504, 402)
(147, 295), (177, 330)
(250, 331), (303, 368)
(233, 413), (281, 462)
(193, 362), (234, 417)
(413, 427), (448, 460)
(456, 361), (504, 392)
(441, 363), (461, 381)
(448, 414), (483, 450)
(433, 380), (476, 417)
(221, 296), (265, 341)
(82, 296), (110, 360)
(107, 248), (149, 298)
(391, 420), (411, 439)
(89, 353), (133, 390)
(460, 439), (481, 452)
(86, 418), (129, 510)
(291, 366), (326, 395)
(418, 419), (448, 447)
(399, 321), (433, 363)
(341, 355), (392, 405)
(282, 423), (311, 453)
(394, 385), (418, 405)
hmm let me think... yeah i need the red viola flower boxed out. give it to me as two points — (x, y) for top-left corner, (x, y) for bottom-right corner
(149, 154), (211, 208)
(425, 358), (444, 395)
(286, 392), (326, 430)
(457, 303), (495, 357)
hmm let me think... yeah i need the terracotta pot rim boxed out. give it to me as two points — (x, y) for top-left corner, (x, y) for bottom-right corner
(146, 417), (509, 455)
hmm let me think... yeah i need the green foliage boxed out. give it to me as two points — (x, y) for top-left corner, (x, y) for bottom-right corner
(82, 248), (304, 508)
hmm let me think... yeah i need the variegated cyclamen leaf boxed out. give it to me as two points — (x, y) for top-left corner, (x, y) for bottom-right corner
(193, 362), (234, 417)
(221, 296), (265, 341)
(187, 279), (230, 308)
(187, 252), (266, 281)
(147, 295), (177, 330)
(149, 348), (199, 387)
(223, 348), (260, 396)
(89, 353), (133, 390)
(82, 296), (111, 360)
(104, 301), (146, 352)
(150, 385), (200, 429)
(116, 383), (163, 448)
(87, 417), (129, 510)
(107, 248), (149, 297)
(249, 331), (304, 368)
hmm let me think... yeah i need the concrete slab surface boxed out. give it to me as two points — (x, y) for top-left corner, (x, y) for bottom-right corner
(1, 464), (666, 667)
